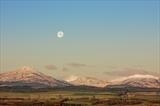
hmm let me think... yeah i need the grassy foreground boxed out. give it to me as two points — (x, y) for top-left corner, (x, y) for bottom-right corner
(0, 91), (160, 106)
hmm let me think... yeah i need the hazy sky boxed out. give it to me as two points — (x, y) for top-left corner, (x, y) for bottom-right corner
(0, 0), (159, 80)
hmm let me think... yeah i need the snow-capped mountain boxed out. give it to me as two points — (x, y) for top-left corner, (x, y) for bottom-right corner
(108, 74), (160, 88)
(1, 67), (159, 90)
(0, 66), (71, 89)
(65, 75), (109, 87)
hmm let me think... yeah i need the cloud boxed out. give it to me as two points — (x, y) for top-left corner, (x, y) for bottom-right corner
(45, 65), (58, 70)
(67, 63), (88, 68)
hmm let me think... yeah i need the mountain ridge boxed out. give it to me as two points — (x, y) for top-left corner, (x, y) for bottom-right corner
(108, 74), (160, 88)
(65, 75), (109, 87)
(0, 67), (159, 89)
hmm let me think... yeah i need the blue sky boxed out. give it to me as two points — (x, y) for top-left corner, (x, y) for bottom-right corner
(0, 0), (159, 79)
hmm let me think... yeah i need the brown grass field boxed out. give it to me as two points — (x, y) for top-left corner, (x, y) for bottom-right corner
(0, 91), (160, 106)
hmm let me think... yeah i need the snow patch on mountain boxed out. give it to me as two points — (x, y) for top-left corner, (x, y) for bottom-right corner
(65, 75), (78, 82)
(109, 74), (160, 88)
(66, 76), (108, 87)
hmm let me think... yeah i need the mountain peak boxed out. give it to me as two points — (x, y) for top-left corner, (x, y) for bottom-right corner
(21, 66), (33, 71)
(17, 66), (37, 73)
(0, 67), (71, 88)
(8, 66), (41, 76)
(111, 74), (159, 82)
(109, 74), (160, 88)
(126, 74), (159, 79)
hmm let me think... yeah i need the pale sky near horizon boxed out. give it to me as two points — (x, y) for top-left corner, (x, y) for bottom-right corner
(0, 0), (159, 80)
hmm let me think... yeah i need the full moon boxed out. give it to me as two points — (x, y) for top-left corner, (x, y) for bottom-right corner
(57, 31), (64, 38)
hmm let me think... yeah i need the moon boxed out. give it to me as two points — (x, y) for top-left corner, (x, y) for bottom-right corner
(57, 31), (64, 38)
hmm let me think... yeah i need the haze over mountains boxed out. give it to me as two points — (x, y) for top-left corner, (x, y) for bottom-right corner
(0, 66), (159, 90)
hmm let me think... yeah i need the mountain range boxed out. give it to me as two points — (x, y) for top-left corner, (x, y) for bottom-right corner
(0, 66), (159, 90)
(0, 66), (70, 89)
(65, 75), (109, 87)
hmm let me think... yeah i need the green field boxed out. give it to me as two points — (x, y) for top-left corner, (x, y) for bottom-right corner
(0, 91), (160, 106)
